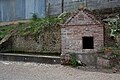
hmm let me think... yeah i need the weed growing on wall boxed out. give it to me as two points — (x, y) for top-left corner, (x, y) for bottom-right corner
(0, 12), (68, 41)
(18, 12), (67, 36)
(17, 17), (61, 36)
(70, 53), (78, 67)
(31, 13), (38, 21)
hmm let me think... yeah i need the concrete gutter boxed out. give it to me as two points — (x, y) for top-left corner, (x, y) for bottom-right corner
(0, 53), (60, 64)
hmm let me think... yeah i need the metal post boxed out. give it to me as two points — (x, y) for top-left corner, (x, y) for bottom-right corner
(62, 0), (64, 13)
(86, 0), (87, 8)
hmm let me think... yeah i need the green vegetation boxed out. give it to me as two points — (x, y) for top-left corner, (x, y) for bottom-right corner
(18, 17), (63, 36)
(31, 13), (38, 21)
(70, 53), (78, 67)
(0, 25), (16, 40)
(99, 16), (120, 69)
(69, 53), (86, 67)
(108, 17), (120, 38)
(0, 12), (68, 40)
(107, 18), (120, 67)
(103, 16), (120, 48)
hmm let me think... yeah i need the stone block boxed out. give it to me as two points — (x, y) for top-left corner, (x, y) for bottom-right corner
(97, 57), (111, 68)
(60, 54), (71, 65)
(77, 53), (97, 66)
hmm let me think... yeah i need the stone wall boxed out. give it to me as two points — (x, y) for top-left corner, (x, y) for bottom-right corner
(61, 10), (104, 66)
(61, 25), (104, 66)
(61, 25), (104, 54)
(87, 0), (120, 10)
(0, 37), (13, 52)
(11, 26), (61, 53)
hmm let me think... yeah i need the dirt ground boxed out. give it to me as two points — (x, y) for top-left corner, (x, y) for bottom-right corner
(0, 61), (120, 80)
(0, 20), (29, 27)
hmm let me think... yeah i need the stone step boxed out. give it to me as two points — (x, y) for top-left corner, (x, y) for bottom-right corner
(0, 53), (60, 64)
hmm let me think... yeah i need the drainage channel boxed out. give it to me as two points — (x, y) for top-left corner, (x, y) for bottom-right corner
(0, 53), (60, 64)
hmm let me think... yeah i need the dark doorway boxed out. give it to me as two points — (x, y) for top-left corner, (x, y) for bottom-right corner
(82, 37), (94, 49)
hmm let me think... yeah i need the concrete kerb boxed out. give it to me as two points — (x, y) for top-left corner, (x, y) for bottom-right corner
(0, 53), (60, 64)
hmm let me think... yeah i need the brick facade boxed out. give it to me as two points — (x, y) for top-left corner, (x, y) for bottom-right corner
(61, 9), (104, 66)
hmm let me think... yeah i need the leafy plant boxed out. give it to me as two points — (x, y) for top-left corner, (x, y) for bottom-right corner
(108, 17), (120, 38)
(19, 12), (67, 36)
(70, 53), (78, 67)
(0, 12), (68, 42)
(31, 13), (38, 21)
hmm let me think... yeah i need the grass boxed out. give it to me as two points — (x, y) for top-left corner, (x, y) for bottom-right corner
(0, 25), (16, 40)
(0, 16), (64, 40)
(16, 17), (62, 38)
(0, 11), (69, 40)
(0, 12), (68, 53)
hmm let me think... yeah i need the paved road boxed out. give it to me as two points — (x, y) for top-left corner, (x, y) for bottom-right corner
(0, 61), (120, 80)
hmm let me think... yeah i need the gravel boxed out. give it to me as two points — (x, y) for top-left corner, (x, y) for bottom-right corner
(0, 61), (120, 80)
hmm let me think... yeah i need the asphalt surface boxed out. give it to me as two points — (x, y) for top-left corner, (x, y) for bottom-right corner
(0, 61), (120, 80)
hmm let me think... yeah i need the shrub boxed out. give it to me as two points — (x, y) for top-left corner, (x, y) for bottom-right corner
(70, 53), (79, 67)
(31, 13), (38, 21)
